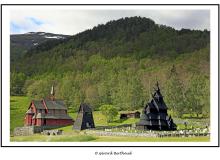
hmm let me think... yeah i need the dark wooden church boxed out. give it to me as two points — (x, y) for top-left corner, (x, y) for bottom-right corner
(136, 81), (177, 131)
(72, 103), (95, 130)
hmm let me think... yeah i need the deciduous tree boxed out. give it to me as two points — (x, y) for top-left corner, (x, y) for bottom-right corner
(99, 105), (118, 123)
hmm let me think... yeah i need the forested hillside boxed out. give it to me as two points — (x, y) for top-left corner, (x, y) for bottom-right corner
(10, 16), (210, 118)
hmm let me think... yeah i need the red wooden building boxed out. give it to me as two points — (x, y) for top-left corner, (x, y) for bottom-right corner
(24, 85), (73, 126)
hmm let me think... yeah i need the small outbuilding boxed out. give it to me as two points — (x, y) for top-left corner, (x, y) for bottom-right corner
(120, 111), (140, 119)
(72, 103), (95, 131)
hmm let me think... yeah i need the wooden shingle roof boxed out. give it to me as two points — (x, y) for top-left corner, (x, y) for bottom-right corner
(147, 103), (157, 110)
(26, 108), (35, 114)
(159, 120), (168, 126)
(152, 96), (168, 110)
(32, 101), (45, 109)
(136, 119), (150, 126)
(43, 98), (67, 110)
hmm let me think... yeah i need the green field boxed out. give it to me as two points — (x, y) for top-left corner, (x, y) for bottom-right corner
(10, 133), (210, 142)
(10, 96), (31, 134)
(10, 96), (210, 142)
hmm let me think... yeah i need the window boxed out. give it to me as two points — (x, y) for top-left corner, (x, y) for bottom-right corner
(37, 109), (40, 113)
(61, 110), (65, 114)
(42, 110), (45, 113)
(55, 110), (60, 114)
(48, 109), (53, 113)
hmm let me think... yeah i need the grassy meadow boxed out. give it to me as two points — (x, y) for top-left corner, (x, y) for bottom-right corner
(10, 96), (31, 134)
(10, 96), (210, 142)
(10, 133), (210, 142)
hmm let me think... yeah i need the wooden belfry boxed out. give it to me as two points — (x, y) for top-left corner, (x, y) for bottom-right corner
(136, 81), (177, 131)
(72, 103), (95, 130)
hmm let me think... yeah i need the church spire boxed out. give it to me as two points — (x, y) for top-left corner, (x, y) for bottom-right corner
(155, 80), (160, 91)
(51, 85), (55, 101)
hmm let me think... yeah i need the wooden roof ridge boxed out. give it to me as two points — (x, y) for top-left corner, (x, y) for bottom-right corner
(120, 111), (140, 114)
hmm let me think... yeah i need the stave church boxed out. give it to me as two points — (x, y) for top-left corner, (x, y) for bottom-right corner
(136, 81), (177, 131)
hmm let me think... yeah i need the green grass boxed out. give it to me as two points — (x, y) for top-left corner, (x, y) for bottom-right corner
(167, 110), (210, 124)
(10, 133), (97, 142)
(92, 110), (141, 127)
(90, 136), (210, 142)
(10, 96), (31, 134)
(10, 133), (210, 142)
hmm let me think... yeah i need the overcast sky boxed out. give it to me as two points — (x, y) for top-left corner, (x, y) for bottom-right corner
(10, 8), (210, 35)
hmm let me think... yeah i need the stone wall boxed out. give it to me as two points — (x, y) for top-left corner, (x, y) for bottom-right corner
(86, 130), (210, 138)
(14, 126), (34, 135)
(13, 125), (70, 135)
(173, 119), (210, 127)
(91, 124), (132, 130)
(86, 130), (157, 137)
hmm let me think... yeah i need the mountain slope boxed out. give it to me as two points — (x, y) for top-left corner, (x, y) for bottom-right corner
(11, 17), (210, 77)
(10, 32), (70, 60)
(10, 17), (210, 116)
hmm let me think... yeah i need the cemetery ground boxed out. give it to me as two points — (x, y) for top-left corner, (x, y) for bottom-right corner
(10, 96), (210, 142)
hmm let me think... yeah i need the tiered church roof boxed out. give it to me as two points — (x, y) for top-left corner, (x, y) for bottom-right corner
(136, 81), (177, 131)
